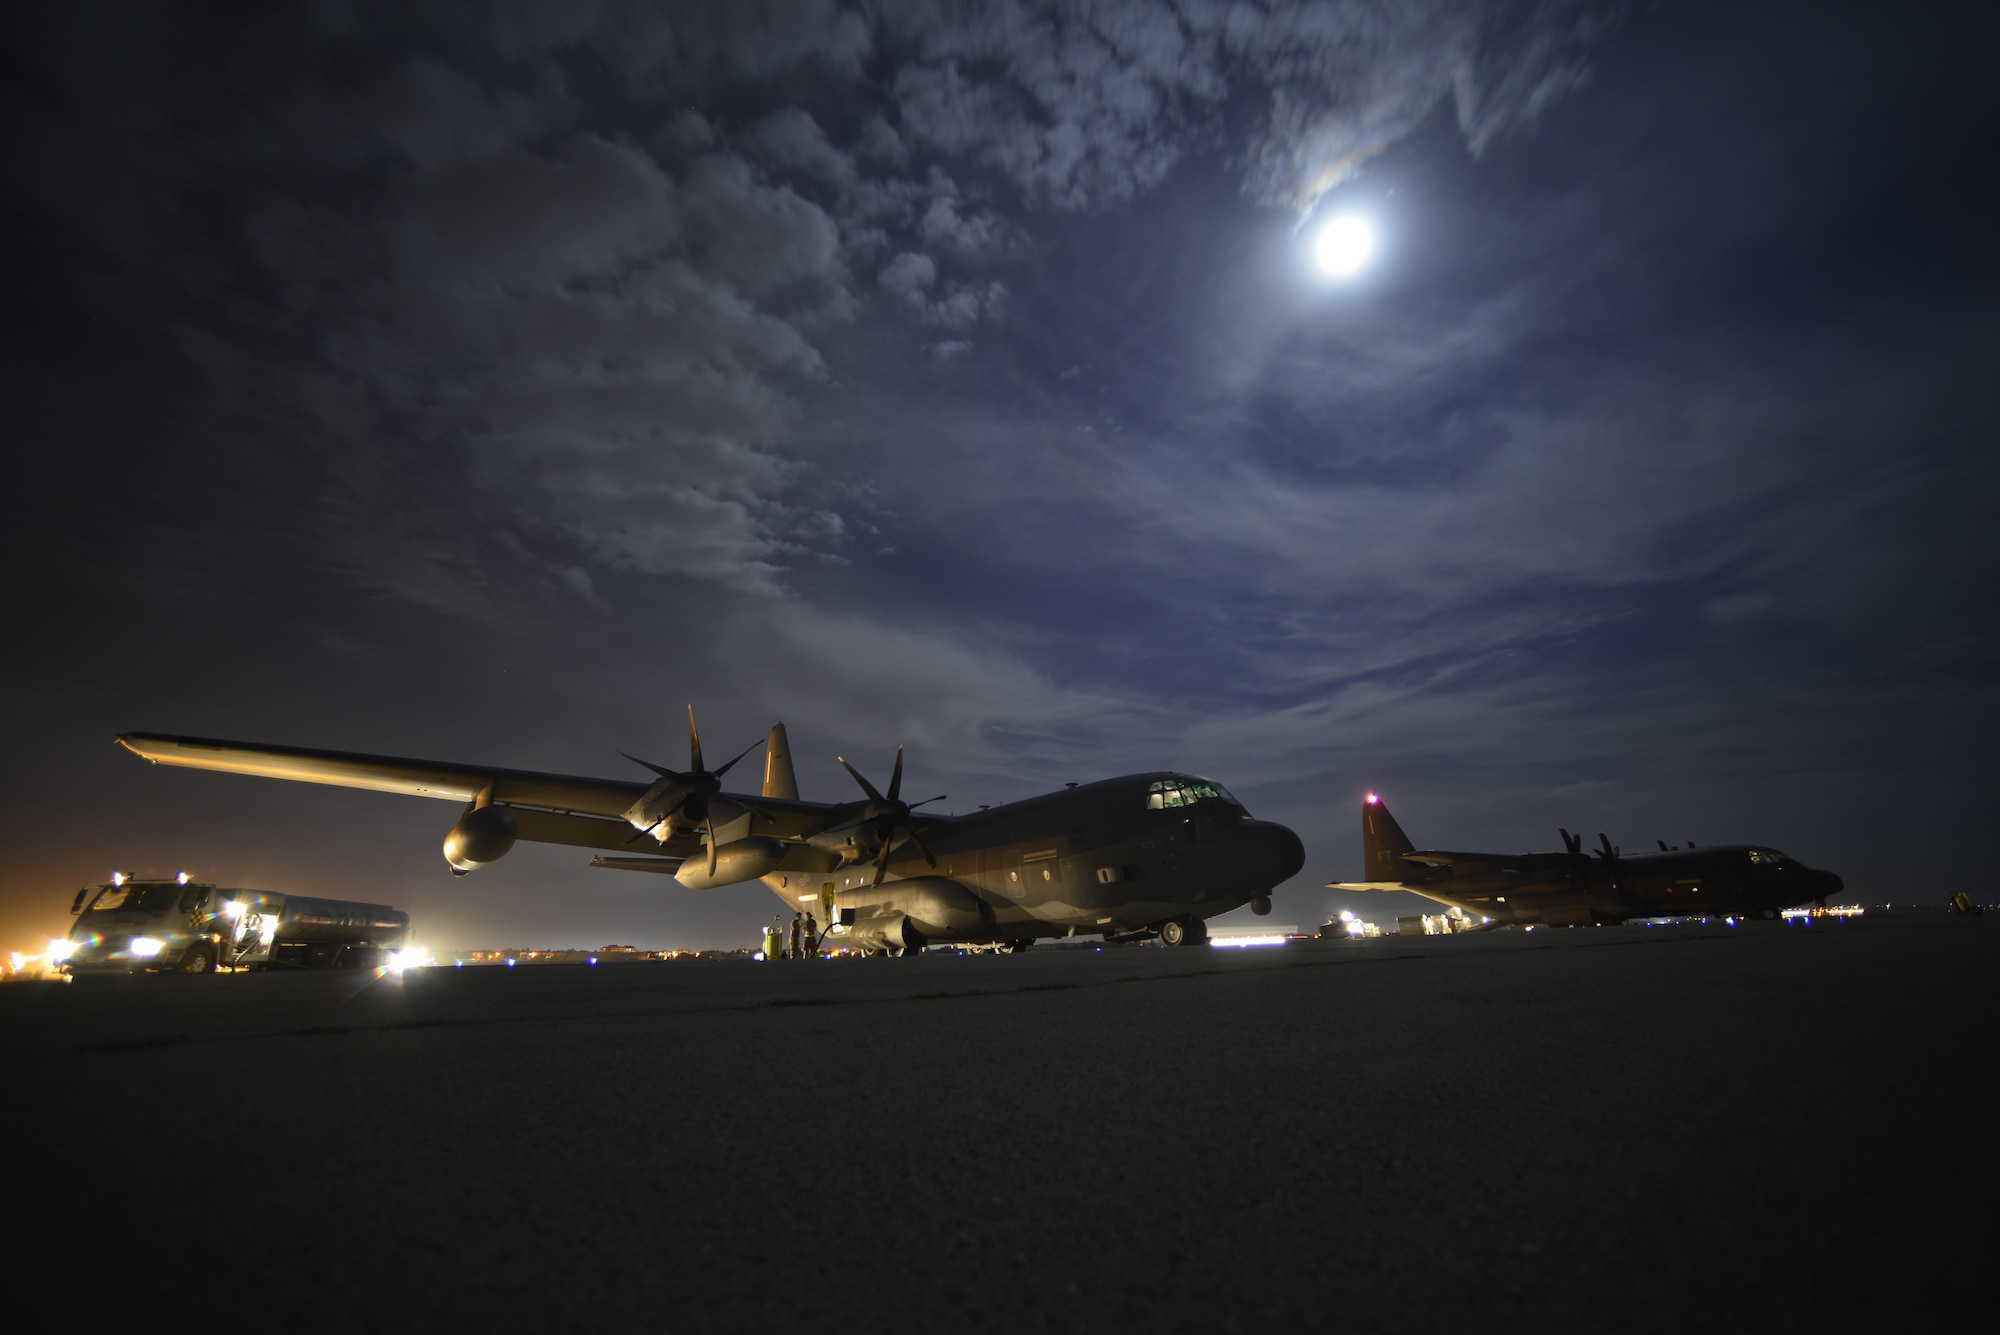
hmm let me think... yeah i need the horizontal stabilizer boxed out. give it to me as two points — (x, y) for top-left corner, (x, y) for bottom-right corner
(588, 855), (686, 875)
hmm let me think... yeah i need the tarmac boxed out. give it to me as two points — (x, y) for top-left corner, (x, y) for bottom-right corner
(6, 914), (1990, 1331)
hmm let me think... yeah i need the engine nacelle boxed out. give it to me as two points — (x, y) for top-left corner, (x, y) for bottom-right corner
(443, 805), (518, 873)
(676, 837), (788, 890)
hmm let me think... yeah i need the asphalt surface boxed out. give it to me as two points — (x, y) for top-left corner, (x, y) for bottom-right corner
(8, 916), (1990, 1331)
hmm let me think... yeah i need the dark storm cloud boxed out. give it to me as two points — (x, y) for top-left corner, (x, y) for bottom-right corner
(5, 0), (1621, 617)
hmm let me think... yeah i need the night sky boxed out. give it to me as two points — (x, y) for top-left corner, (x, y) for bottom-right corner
(6, 1), (1997, 952)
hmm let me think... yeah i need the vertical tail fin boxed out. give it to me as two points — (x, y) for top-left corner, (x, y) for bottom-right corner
(1362, 793), (1416, 882)
(762, 722), (799, 800)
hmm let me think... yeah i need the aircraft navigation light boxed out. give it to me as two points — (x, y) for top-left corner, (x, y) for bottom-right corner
(1366, 792), (1379, 805)
(1315, 215), (1373, 277)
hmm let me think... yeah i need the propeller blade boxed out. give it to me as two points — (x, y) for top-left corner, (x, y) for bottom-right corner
(710, 737), (764, 779)
(871, 840), (892, 888)
(1559, 827), (1580, 856)
(688, 704), (704, 775)
(1598, 832), (1616, 860)
(706, 813), (717, 876)
(838, 757), (884, 803)
(907, 795), (947, 810)
(1657, 839), (1669, 852)
(903, 825), (937, 868)
(622, 752), (677, 778)
(887, 745), (904, 803)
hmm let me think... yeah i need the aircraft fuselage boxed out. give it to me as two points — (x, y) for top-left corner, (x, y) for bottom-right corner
(765, 772), (1305, 949)
(1387, 844), (1844, 925)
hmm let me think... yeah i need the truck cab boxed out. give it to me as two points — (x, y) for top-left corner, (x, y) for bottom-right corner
(59, 877), (229, 974)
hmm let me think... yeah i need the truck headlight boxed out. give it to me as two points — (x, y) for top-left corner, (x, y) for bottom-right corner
(129, 937), (165, 958)
(49, 938), (76, 961)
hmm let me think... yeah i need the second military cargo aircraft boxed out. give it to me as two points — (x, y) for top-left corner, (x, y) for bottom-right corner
(1328, 793), (1842, 926)
(118, 714), (1305, 953)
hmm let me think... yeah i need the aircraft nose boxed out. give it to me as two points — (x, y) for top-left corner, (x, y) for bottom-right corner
(1241, 820), (1305, 888)
(1819, 871), (1844, 899)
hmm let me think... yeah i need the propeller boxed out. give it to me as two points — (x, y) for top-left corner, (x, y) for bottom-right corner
(835, 744), (946, 888)
(1559, 826), (1590, 889)
(623, 705), (762, 875)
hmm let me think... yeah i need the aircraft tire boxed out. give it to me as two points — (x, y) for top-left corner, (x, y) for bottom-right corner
(1158, 919), (1189, 948)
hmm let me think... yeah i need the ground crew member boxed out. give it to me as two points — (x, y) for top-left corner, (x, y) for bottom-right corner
(789, 912), (803, 961)
(803, 911), (817, 959)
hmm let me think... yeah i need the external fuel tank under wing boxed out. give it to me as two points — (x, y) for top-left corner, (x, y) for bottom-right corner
(1327, 793), (1843, 926)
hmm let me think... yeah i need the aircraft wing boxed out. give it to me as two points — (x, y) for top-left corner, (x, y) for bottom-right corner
(119, 733), (650, 816)
(1326, 881), (1422, 891)
(118, 732), (848, 845)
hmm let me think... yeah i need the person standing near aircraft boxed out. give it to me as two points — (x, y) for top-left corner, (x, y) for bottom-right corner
(789, 912), (803, 961)
(803, 910), (818, 959)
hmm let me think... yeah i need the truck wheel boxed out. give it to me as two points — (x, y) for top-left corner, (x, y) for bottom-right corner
(177, 944), (215, 974)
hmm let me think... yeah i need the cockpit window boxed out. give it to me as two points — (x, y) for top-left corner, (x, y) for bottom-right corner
(1145, 778), (1243, 811)
(1747, 849), (1788, 868)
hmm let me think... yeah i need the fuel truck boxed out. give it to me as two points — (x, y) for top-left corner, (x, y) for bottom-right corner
(54, 876), (410, 975)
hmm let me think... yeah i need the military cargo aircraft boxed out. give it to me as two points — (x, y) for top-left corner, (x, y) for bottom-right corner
(1327, 793), (1842, 926)
(117, 715), (1305, 953)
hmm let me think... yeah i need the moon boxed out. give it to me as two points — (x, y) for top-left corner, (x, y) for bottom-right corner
(1314, 215), (1374, 277)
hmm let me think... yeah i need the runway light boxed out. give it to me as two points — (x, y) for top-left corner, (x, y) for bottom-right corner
(386, 946), (434, 973)
(505, 958), (515, 968)
(1210, 934), (1288, 948)
(588, 957), (598, 966)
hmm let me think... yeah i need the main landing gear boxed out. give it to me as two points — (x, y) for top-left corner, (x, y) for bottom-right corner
(1156, 917), (1209, 949)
